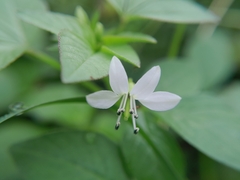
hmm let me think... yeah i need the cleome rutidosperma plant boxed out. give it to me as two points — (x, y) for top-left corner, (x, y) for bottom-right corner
(1, 0), (240, 180)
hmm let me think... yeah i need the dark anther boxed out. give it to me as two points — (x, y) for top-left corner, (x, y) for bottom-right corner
(134, 129), (139, 134)
(115, 124), (120, 130)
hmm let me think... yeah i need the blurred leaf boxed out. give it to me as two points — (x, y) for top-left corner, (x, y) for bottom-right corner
(91, 112), (125, 142)
(0, 0), (47, 70)
(0, 44), (25, 70)
(22, 83), (93, 129)
(101, 44), (140, 67)
(107, 0), (218, 23)
(155, 59), (202, 97)
(59, 30), (111, 83)
(0, 120), (48, 180)
(120, 111), (186, 180)
(102, 32), (157, 44)
(186, 31), (234, 89)
(0, 58), (51, 111)
(46, 0), (94, 15)
(74, 6), (90, 25)
(219, 82), (240, 114)
(160, 95), (240, 171)
(19, 7), (97, 48)
(11, 131), (129, 180)
(199, 153), (240, 180)
(19, 10), (82, 35)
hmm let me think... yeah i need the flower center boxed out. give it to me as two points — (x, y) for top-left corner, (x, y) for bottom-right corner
(115, 93), (140, 134)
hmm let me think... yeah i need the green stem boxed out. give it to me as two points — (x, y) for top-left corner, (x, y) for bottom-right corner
(81, 82), (102, 92)
(115, 16), (128, 34)
(25, 50), (60, 70)
(0, 97), (86, 124)
(167, 24), (186, 58)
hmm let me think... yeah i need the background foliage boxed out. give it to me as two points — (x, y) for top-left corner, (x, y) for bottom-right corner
(1, 0), (240, 179)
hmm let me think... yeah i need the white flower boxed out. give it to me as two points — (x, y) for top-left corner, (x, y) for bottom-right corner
(86, 56), (181, 134)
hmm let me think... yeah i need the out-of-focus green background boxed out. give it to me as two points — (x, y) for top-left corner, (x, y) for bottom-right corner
(1, 0), (240, 180)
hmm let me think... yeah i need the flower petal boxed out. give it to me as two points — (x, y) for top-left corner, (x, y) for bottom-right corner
(130, 66), (160, 99)
(109, 56), (129, 95)
(86, 90), (121, 109)
(137, 91), (181, 111)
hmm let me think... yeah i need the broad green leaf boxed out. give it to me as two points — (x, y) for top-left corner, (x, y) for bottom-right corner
(0, 0), (47, 70)
(160, 95), (240, 171)
(19, 11), (82, 35)
(107, 0), (218, 23)
(120, 111), (185, 180)
(219, 82), (240, 114)
(101, 44), (140, 67)
(91, 112), (125, 142)
(102, 32), (157, 44)
(186, 31), (234, 89)
(19, 8), (96, 49)
(11, 131), (129, 180)
(59, 30), (111, 83)
(155, 59), (202, 97)
(0, 120), (48, 180)
(0, 44), (25, 70)
(0, 96), (86, 124)
(0, 57), (52, 111)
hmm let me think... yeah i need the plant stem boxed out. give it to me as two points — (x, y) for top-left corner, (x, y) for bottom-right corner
(167, 24), (186, 58)
(197, 0), (234, 37)
(25, 50), (60, 70)
(81, 82), (102, 92)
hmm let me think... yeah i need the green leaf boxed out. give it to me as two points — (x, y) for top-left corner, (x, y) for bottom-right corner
(0, 120), (48, 180)
(186, 31), (234, 89)
(155, 59), (202, 97)
(59, 30), (111, 83)
(101, 44), (140, 67)
(0, 0), (46, 70)
(107, 0), (219, 23)
(219, 82), (240, 115)
(0, 44), (25, 70)
(19, 10), (83, 35)
(74, 6), (90, 25)
(0, 96), (86, 124)
(19, 9), (96, 48)
(120, 111), (186, 180)
(102, 32), (157, 44)
(11, 131), (129, 180)
(160, 95), (240, 171)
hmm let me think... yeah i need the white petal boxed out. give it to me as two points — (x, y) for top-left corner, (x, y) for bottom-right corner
(130, 66), (160, 99)
(109, 56), (129, 94)
(86, 90), (121, 109)
(137, 91), (181, 111)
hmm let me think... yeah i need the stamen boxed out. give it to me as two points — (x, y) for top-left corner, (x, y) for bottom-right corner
(131, 114), (140, 134)
(132, 97), (138, 119)
(115, 113), (122, 130)
(130, 96), (140, 134)
(129, 95), (134, 114)
(117, 94), (128, 115)
(116, 94), (128, 130)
